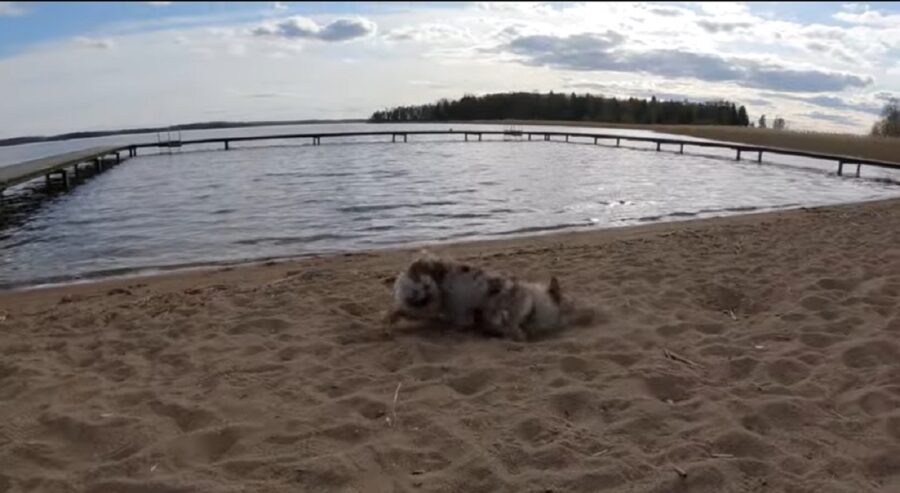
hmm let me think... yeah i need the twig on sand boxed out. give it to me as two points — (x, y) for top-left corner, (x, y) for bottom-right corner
(724, 309), (737, 320)
(592, 448), (610, 457)
(663, 348), (703, 369)
(710, 453), (734, 459)
(673, 465), (688, 479)
(386, 382), (402, 427)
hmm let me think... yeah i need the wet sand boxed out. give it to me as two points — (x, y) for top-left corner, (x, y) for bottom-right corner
(1, 198), (899, 492)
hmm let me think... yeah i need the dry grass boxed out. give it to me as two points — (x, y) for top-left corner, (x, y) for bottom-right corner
(460, 119), (900, 164)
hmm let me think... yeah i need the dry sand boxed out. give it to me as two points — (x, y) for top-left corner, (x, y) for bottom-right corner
(2, 199), (900, 493)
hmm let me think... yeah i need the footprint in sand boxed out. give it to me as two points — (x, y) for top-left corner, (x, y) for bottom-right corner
(841, 340), (900, 368)
(765, 359), (810, 386)
(447, 369), (494, 396)
(149, 399), (218, 433)
(166, 426), (243, 465)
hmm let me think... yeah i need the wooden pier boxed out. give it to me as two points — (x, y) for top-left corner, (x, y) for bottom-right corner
(3, 129), (899, 195)
(127, 129), (900, 177)
(0, 145), (128, 193)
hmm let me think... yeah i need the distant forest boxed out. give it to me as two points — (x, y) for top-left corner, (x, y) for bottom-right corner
(370, 92), (750, 126)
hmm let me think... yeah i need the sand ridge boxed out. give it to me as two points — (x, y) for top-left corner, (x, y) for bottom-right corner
(1, 199), (900, 492)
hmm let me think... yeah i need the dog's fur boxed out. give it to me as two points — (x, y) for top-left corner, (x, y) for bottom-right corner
(387, 252), (589, 341)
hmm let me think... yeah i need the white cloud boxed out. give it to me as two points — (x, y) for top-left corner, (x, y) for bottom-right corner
(145, 2), (173, 6)
(252, 16), (377, 42)
(384, 24), (473, 43)
(501, 32), (872, 93)
(834, 5), (900, 27)
(75, 37), (115, 49)
(273, 2), (288, 10)
(0, 1), (25, 16)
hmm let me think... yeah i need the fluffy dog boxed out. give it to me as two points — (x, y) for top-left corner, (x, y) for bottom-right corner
(387, 253), (588, 341)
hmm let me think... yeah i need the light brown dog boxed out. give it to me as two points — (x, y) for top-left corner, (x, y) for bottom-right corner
(387, 252), (590, 341)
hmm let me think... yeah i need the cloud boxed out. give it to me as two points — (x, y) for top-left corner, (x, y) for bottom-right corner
(646, 5), (686, 17)
(75, 37), (115, 49)
(772, 93), (882, 114)
(834, 6), (900, 27)
(0, 2), (25, 16)
(273, 2), (288, 10)
(804, 111), (853, 125)
(241, 91), (299, 99)
(408, 80), (450, 89)
(696, 19), (754, 34)
(252, 16), (376, 42)
(145, 1), (172, 6)
(384, 24), (472, 43)
(501, 32), (873, 92)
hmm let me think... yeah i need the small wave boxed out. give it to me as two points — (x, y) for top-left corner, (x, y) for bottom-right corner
(233, 233), (353, 246)
(638, 215), (662, 222)
(338, 200), (457, 213)
(363, 225), (395, 232)
(488, 221), (591, 237)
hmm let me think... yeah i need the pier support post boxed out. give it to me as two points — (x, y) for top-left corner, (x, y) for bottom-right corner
(758, 151), (763, 163)
(45, 173), (51, 188)
(404, 134), (408, 143)
(52, 170), (69, 190)
(94, 158), (101, 173)
(616, 138), (620, 147)
(736, 149), (742, 161)
(116, 152), (121, 164)
(528, 134), (532, 141)
(594, 137), (598, 145)
(679, 144), (684, 154)
(465, 134), (468, 142)
(565, 135), (569, 142)
(478, 133), (482, 142)
(656, 142), (661, 152)
(544, 134), (549, 141)
(73, 164), (81, 179)
(838, 160), (844, 176)
(856, 163), (862, 178)
(392, 134), (396, 143)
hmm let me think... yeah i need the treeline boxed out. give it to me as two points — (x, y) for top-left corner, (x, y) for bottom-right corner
(370, 92), (750, 126)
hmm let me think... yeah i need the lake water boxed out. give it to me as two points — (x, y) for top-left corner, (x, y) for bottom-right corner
(2, 122), (899, 288)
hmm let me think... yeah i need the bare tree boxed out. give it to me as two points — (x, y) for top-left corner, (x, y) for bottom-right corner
(871, 98), (899, 137)
(773, 117), (787, 131)
(758, 114), (767, 129)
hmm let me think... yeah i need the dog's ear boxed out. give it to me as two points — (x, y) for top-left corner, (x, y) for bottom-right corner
(548, 276), (561, 304)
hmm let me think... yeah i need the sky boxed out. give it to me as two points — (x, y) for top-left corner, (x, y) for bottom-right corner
(1, 1), (899, 138)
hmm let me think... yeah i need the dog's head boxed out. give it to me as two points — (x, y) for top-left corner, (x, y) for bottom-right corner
(392, 257), (445, 316)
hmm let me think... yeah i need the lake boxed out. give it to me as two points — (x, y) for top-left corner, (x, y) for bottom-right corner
(1, 122), (898, 288)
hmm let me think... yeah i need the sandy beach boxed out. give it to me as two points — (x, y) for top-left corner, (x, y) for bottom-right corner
(2, 198), (900, 493)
